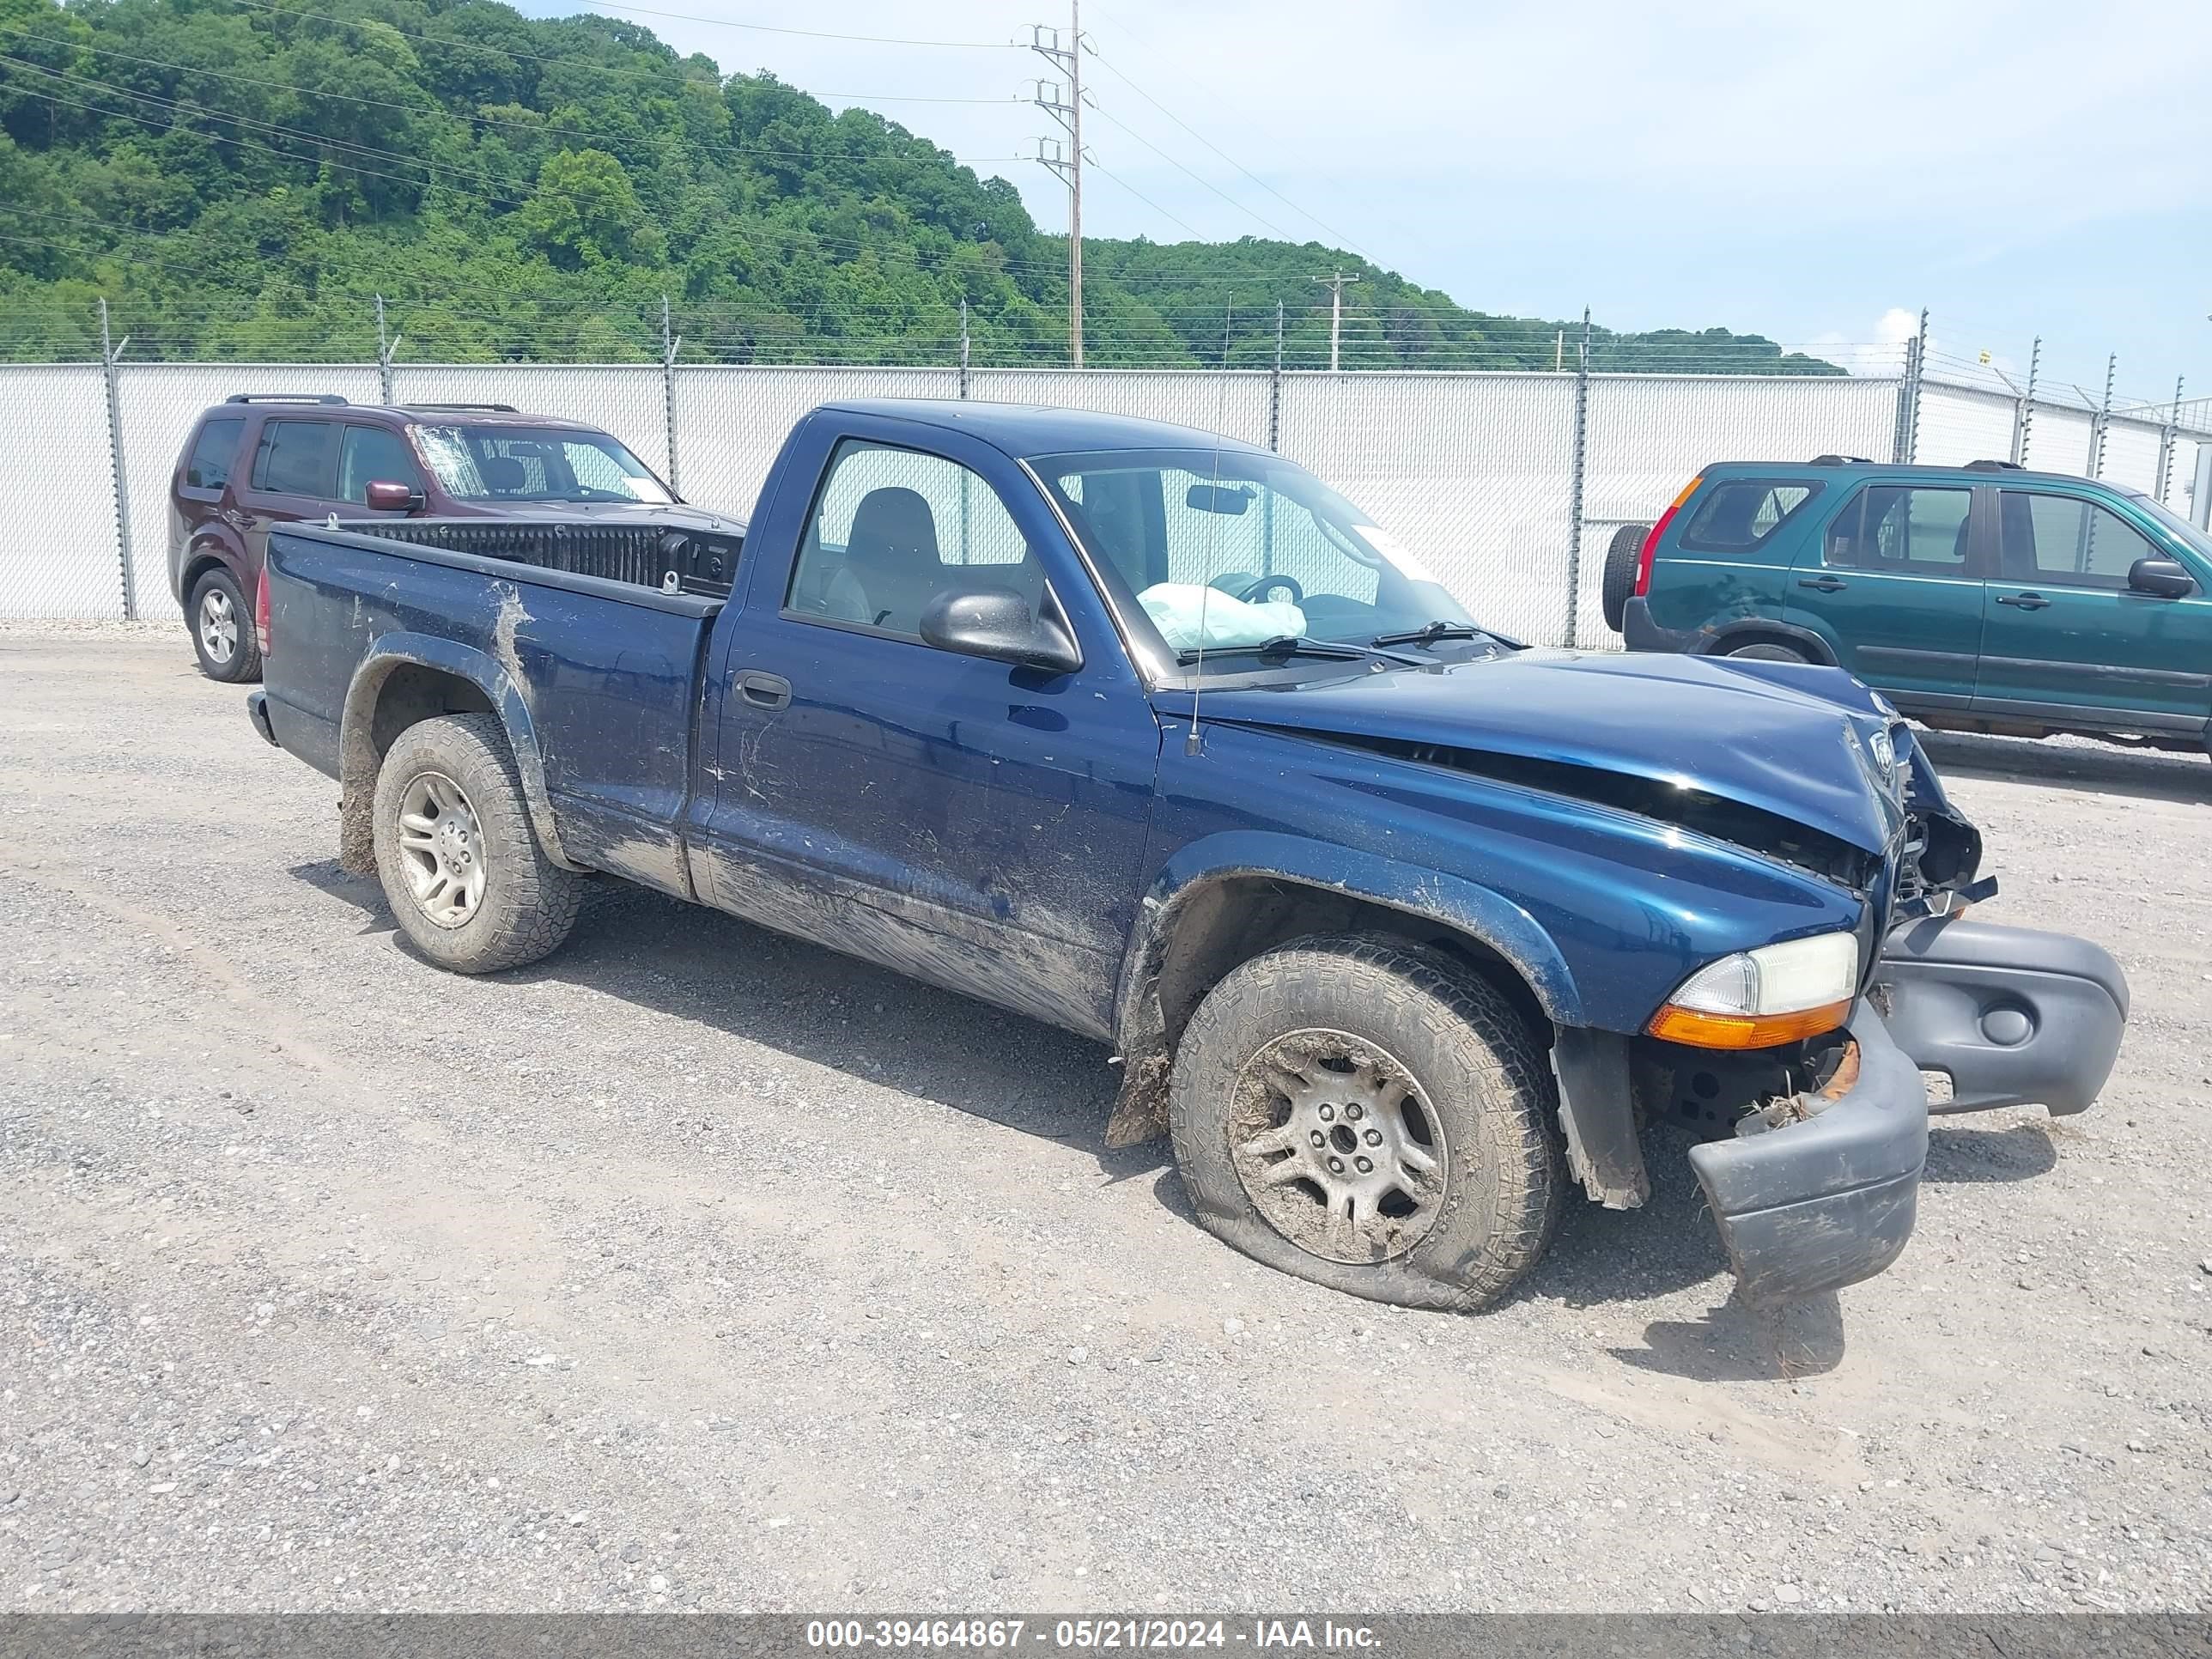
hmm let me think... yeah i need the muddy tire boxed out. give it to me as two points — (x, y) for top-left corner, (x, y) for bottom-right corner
(1167, 934), (1564, 1312)
(1600, 523), (1649, 635)
(370, 713), (582, 974)
(188, 568), (261, 683)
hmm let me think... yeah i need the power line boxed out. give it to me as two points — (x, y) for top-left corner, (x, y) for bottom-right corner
(1082, 36), (1369, 258)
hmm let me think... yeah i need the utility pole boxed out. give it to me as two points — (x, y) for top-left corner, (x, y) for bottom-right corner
(374, 294), (400, 404)
(1029, 3), (1085, 366)
(2092, 353), (2117, 478)
(659, 295), (681, 494)
(1312, 271), (1361, 372)
(2016, 335), (2041, 465)
(2156, 374), (2184, 505)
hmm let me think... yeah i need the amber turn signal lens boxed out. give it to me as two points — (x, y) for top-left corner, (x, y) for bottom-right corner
(1645, 997), (1854, 1051)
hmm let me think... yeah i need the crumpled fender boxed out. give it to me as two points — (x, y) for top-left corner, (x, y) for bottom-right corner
(1119, 829), (1586, 1040)
(337, 631), (578, 875)
(1099, 829), (1587, 1148)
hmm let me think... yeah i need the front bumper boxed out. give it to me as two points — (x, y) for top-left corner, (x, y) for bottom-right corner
(1688, 1000), (1926, 1304)
(1688, 915), (2129, 1304)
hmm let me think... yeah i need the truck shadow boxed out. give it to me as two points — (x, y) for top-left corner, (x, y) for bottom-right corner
(1916, 729), (2208, 805)
(291, 860), (2054, 1375)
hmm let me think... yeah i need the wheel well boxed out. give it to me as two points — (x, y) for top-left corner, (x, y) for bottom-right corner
(1704, 622), (1832, 664)
(180, 551), (234, 610)
(1152, 876), (1553, 1056)
(337, 663), (496, 873)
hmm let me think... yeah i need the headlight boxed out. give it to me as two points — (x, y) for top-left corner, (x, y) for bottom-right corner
(1646, 931), (1859, 1050)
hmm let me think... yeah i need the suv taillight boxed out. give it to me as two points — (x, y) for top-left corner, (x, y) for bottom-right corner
(1635, 475), (1703, 598)
(254, 567), (271, 659)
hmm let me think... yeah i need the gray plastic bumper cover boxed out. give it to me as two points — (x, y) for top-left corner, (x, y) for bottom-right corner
(1687, 1001), (1928, 1306)
(1877, 915), (2127, 1116)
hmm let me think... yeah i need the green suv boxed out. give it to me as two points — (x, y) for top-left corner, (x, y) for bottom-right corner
(1613, 458), (2212, 751)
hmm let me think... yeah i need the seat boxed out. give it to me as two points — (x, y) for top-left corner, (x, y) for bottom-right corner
(480, 455), (527, 495)
(841, 486), (951, 635)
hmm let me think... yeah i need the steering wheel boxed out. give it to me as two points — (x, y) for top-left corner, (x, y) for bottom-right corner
(1237, 574), (1304, 606)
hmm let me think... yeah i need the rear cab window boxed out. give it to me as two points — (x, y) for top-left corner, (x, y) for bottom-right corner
(1677, 480), (1820, 554)
(250, 420), (341, 498)
(180, 417), (246, 497)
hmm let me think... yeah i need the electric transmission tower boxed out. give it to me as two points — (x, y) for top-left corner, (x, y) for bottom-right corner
(1029, 3), (1087, 366)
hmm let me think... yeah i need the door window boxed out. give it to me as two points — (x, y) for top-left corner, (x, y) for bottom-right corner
(1826, 485), (1973, 573)
(1997, 492), (2159, 591)
(182, 417), (245, 494)
(338, 426), (426, 502)
(787, 441), (1040, 641)
(250, 420), (340, 497)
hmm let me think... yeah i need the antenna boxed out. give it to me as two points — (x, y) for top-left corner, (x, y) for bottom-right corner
(1185, 294), (1235, 757)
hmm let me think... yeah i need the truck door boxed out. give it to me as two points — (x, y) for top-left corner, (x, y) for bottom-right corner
(1975, 486), (2212, 733)
(696, 425), (1163, 1042)
(1785, 481), (1986, 707)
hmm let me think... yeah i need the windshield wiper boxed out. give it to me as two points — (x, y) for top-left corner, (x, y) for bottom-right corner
(1370, 620), (1488, 647)
(1176, 635), (1420, 667)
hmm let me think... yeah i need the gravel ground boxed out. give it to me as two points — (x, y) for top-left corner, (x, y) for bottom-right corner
(1, 620), (2208, 1614)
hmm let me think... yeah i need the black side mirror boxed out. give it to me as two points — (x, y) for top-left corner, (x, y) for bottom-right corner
(2127, 556), (2196, 599)
(920, 586), (1082, 674)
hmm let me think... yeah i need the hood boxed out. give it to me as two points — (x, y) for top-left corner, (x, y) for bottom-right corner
(1182, 648), (1905, 856)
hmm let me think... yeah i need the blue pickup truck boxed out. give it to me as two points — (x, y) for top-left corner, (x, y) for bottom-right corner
(246, 400), (2129, 1310)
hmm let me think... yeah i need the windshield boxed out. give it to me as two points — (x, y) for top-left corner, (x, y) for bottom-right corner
(2122, 489), (2212, 560)
(1037, 447), (1474, 664)
(410, 425), (673, 505)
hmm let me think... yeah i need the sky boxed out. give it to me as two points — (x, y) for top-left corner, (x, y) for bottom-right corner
(528, 0), (2212, 410)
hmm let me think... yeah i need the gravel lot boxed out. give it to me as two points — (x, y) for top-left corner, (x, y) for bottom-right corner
(2, 620), (2208, 1614)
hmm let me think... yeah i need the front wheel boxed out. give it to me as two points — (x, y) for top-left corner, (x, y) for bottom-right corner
(370, 713), (582, 974)
(188, 568), (261, 683)
(1167, 935), (1564, 1311)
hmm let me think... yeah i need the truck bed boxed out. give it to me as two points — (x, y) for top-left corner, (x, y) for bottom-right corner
(260, 519), (730, 901)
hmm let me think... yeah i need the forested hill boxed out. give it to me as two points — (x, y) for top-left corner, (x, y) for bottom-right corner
(0, 0), (1842, 372)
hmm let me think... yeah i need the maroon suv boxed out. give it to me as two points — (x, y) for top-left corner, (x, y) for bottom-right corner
(169, 395), (744, 681)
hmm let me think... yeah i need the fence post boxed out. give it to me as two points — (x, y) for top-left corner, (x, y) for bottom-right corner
(375, 295), (399, 404)
(958, 299), (970, 399)
(659, 295), (682, 494)
(1268, 301), (1284, 453)
(99, 299), (137, 620)
(2015, 336), (2040, 465)
(2091, 354), (2116, 479)
(1563, 306), (1592, 649)
(2156, 375), (2185, 505)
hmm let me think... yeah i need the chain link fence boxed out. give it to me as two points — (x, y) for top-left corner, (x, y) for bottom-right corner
(6, 357), (2209, 635)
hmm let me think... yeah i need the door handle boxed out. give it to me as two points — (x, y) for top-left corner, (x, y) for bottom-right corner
(1798, 574), (1847, 592)
(734, 670), (792, 710)
(1995, 592), (2051, 611)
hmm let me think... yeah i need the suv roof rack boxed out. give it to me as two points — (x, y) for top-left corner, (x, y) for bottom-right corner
(404, 402), (520, 413)
(224, 392), (348, 405)
(1809, 453), (1872, 465)
(1963, 459), (2024, 471)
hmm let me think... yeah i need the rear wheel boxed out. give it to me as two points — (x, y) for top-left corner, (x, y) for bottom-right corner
(188, 568), (261, 683)
(1723, 640), (1810, 663)
(1600, 524), (1650, 635)
(370, 713), (582, 974)
(1167, 935), (1564, 1312)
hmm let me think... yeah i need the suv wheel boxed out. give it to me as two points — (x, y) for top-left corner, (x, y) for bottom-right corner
(188, 568), (261, 683)
(1600, 524), (1650, 635)
(1723, 641), (1810, 663)
(370, 714), (584, 974)
(1167, 935), (1564, 1312)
